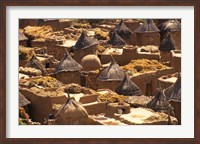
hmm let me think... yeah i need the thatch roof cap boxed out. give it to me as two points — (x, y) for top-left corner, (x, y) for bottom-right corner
(159, 32), (176, 51)
(19, 31), (28, 41)
(98, 58), (125, 81)
(19, 92), (30, 107)
(54, 52), (82, 74)
(147, 91), (173, 113)
(73, 31), (98, 50)
(115, 74), (142, 96)
(55, 97), (88, 124)
(163, 75), (181, 102)
(25, 55), (47, 75)
(108, 31), (127, 46)
(135, 19), (160, 33)
(110, 20), (133, 39)
(158, 19), (181, 32)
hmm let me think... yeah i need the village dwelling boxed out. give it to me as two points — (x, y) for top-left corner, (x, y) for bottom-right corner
(55, 96), (89, 125)
(25, 55), (47, 76)
(158, 19), (181, 50)
(115, 74), (142, 96)
(135, 19), (160, 46)
(159, 32), (176, 63)
(109, 20), (134, 45)
(97, 58), (125, 91)
(107, 31), (127, 47)
(19, 31), (28, 47)
(54, 52), (82, 84)
(73, 31), (99, 63)
(163, 75), (181, 124)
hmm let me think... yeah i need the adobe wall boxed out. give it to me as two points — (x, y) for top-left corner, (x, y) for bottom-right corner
(131, 68), (174, 96)
(85, 71), (99, 90)
(19, 40), (27, 47)
(125, 34), (137, 46)
(158, 78), (174, 89)
(74, 45), (97, 63)
(170, 101), (181, 124)
(20, 89), (66, 123)
(97, 80), (121, 91)
(31, 40), (46, 48)
(55, 71), (81, 85)
(136, 32), (160, 46)
(83, 102), (106, 115)
(46, 45), (66, 61)
(160, 51), (171, 62)
(171, 31), (181, 50)
(171, 55), (181, 72)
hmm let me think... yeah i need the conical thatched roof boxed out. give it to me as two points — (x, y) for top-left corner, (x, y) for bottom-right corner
(73, 31), (98, 50)
(55, 96), (88, 125)
(54, 52), (82, 74)
(159, 32), (176, 51)
(163, 75), (181, 102)
(108, 31), (127, 46)
(110, 20), (133, 39)
(135, 19), (160, 33)
(147, 91), (174, 114)
(115, 74), (142, 96)
(158, 19), (181, 32)
(98, 58), (125, 81)
(19, 31), (28, 41)
(25, 55), (47, 75)
(19, 92), (30, 107)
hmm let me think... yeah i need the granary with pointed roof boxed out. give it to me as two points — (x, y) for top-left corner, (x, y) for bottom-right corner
(97, 58), (125, 91)
(135, 19), (160, 46)
(147, 91), (175, 116)
(55, 95), (89, 125)
(107, 31), (127, 47)
(73, 31), (99, 63)
(159, 32), (177, 63)
(163, 74), (181, 124)
(115, 74), (142, 96)
(158, 19), (181, 50)
(25, 55), (47, 76)
(54, 51), (83, 84)
(19, 30), (28, 47)
(109, 20), (135, 45)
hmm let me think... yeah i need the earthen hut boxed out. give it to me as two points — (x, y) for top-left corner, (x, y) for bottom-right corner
(163, 75), (181, 124)
(159, 32), (176, 62)
(25, 55), (47, 76)
(55, 96), (89, 125)
(107, 31), (127, 47)
(97, 58), (125, 91)
(135, 19), (160, 46)
(115, 74), (142, 96)
(158, 19), (181, 49)
(54, 52), (82, 84)
(73, 31), (98, 63)
(19, 31), (28, 47)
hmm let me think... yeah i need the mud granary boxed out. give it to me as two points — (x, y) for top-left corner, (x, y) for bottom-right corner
(19, 19), (181, 125)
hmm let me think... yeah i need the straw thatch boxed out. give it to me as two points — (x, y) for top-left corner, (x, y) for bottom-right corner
(25, 55), (47, 75)
(73, 31), (98, 50)
(19, 31), (28, 41)
(147, 91), (174, 115)
(115, 74), (142, 96)
(163, 75), (181, 102)
(158, 19), (181, 32)
(159, 32), (176, 51)
(55, 96), (89, 125)
(135, 19), (160, 33)
(19, 92), (30, 107)
(54, 52), (82, 74)
(107, 31), (127, 46)
(98, 58), (125, 81)
(110, 20), (133, 39)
